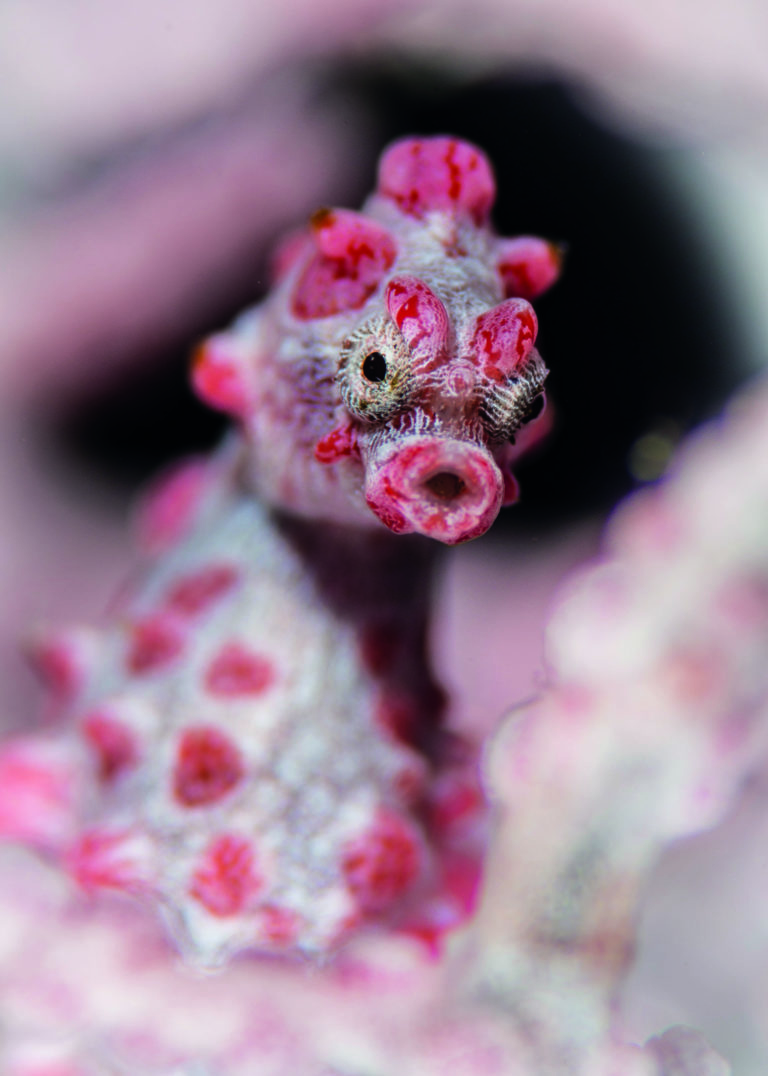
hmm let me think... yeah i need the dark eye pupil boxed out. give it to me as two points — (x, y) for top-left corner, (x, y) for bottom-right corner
(362, 352), (387, 383)
(526, 394), (545, 421)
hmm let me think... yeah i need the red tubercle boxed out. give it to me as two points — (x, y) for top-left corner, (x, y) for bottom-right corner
(497, 235), (564, 300)
(341, 809), (421, 913)
(190, 833), (262, 917)
(205, 642), (276, 698)
(68, 827), (150, 895)
(314, 422), (360, 464)
(385, 276), (450, 367)
(378, 137), (496, 226)
(173, 727), (245, 808)
(135, 457), (211, 555)
(81, 710), (139, 783)
(165, 564), (240, 617)
(126, 615), (185, 675)
(292, 208), (396, 321)
(469, 298), (537, 379)
(191, 337), (252, 417)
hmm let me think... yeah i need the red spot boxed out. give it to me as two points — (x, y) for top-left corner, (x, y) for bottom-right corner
(165, 564), (239, 616)
(365, 493), (410, 535)
(501, 469), (520, 507)
(82, 711), (138, 783)
(314, 422), (360, 464)
(470, 298), (537, 377)
(342, 810), (421, 913)
(173, 727), (244, 807)
(292, 209), (397, 320)
(205, 642), (275, 698)
(190, 833), (262, 916)
(69, 828), (148, 894)
(378, 137), (496, 225)
(136, 457), (210, 554)
(127, 616), (184, 675)
(375, 692), (421, 747)
(385, 277), (450, 367)
(359, 623), (401, 677)
(497, 236), (563, 300)
(191, 338), (251, 417)
(257, 904), (301, 947)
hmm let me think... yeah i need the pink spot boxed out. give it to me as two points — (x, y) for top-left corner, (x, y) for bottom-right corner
(165, 563), (239, 616)
(385, 276), (450, 368)
(0, 742), (76, 849)
(190, 833), (262, 916)
(191, 337), (251, 417)
(292, 208), (396, 320)
(378, 137), (496, 226)
(314, 422), (360, 464)
(81, 710), (139, 783)
(173, 727), (244, 807)
(342, 809), (421, 913)
(69, 827), (149, 894)
(497, 235), (563, 300)
(127, 615), (184, 675)
(135, 457), (211, 554)
(256, 904), (301, 947)
(26, 628), (93, 704)
(205, 642), (275, 698)
(469, 298), (537, 379)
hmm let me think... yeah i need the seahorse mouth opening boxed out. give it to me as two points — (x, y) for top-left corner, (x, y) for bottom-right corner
(424, 471), (466, 502)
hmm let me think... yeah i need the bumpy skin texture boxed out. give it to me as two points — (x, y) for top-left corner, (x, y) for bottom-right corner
(3, 137), (559, 964)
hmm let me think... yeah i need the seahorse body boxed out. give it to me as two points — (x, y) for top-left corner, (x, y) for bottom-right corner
(3, 137), (560, 964)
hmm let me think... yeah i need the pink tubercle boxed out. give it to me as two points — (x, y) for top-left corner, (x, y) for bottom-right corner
(204, 642), (276, 698)
(173, 726), (245, 808)
(191, 337), (252, 417)
(81, 709), (139, 783)
(255, 903), (301, 948)
(25, 627), (96, 706)
(126, 615), (185, 675)
(365, 437), (503, 544)
(468, 298), (537, 380)
(269, 227), (312, 285)
(135, 457), (212, 555)
(68, 827), (151, 895)
(497, 235), (563, 300)
(385, 276), (450, 368)
(292, 208), (396, 321)
(164, 563), (240, 617)
(378, 137), (496, 226)
(0, 741), (77, 849)
(341, 809), (422, 914)
(189, 833), (262, 917)
(314, 421), (360, 464)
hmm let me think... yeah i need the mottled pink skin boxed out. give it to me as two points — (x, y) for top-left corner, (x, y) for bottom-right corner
(4, 137), (558, 966)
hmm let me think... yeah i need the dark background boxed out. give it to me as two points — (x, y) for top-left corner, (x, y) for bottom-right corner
(53, 67), (749, 535)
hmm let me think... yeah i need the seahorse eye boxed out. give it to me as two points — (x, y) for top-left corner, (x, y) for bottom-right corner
(362, 352), (388, 383)
(526, 394), (545, 421)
